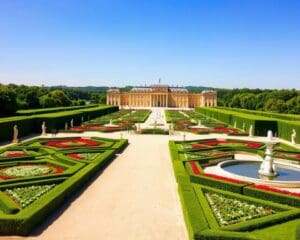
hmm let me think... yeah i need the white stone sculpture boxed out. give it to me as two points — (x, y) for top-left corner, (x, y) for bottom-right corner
(65, 122), (68, 131)
(70, 119), (74, 128)
(291, 129), (297, 145)
(249, 125), (253, 137)
(12, 125), (19, 143)
(41, 121), (47, 136)
(259, 130), (278, 177)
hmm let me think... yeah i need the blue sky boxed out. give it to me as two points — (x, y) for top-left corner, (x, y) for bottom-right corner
(0, 0), (299, 89)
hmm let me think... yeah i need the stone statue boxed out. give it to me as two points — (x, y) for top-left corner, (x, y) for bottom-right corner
(41, 121), (47, 136)
(249, 125), (253, 137)
(70, 119), (74, 128)
(12, 125), (19, 143)
(291, 129), (297, 145)
(65, 122), (68, 131)
(242, 122), (245, 131)
(234, 121), (237, 128)
(81, 116), (84, 124)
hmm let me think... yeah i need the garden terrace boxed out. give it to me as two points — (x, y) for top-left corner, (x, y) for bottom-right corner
(169, 139), (300, 240)
(0, 136), (127, 235)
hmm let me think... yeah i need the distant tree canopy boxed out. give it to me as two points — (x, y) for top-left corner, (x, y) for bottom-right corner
(0, 84), (299, 116)
(216, 88), (300, 114)
(0, 85), (18, 116)
(0, 84), (107, 116)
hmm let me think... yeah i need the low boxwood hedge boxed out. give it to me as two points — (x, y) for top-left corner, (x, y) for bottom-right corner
(244, 186), (300, 208)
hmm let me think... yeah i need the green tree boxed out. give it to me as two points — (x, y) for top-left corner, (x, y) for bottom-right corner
(0, 85), (18, 116)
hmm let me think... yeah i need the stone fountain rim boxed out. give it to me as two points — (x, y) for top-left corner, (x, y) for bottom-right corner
(215, 159), (300, 187)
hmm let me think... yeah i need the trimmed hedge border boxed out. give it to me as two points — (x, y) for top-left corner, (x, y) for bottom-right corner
(244, 186), (300, 208)
(0, 105), (118, 143)
(16, 104), (98, 116)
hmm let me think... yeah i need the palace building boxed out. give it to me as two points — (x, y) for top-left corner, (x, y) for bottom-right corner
(106, 84), (217, 108)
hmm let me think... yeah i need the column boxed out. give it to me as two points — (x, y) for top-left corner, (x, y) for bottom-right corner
(159, 95), (161, 107)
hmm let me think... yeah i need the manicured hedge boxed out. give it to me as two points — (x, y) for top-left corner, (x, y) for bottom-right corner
(0, 116), (34, 143)
(190, 175), (248, 194)
(196, 107), (278, 136)
(16, 104), (98, 116)
(198, 229), (259, 240)
(178, 184), (209, 239)
(218, 107), (300, 122)
(244, 186), (300, 208)
(277, 120), (300, 144)
(0, 106), (118, 143)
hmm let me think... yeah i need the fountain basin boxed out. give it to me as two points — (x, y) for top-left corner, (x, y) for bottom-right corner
(217, 159), (300, 187)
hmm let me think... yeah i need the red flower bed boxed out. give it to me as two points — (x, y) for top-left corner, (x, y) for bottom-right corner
(251, 184), (300, 198)
(0, 175), (13, 180)
(203, 173), (248, 184)
(194, 139), (262, 149)
(68, 153), (85, 160)
(213, 127), (239, 134)
(192, 144), (204, 149)
(52, 165), (64, 174)
(6, 152), (26, 157)
(70, 125), (124, 132)
(190, 161), (201, 175)
(45, 138), (100, 148)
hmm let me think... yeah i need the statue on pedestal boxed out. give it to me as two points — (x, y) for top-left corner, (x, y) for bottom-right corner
(249, 125), (253, 137)
(70, 119), (74, 128)
(291, 129), (297, 145)
(12, 125), (19, 143)
(41, 121), (47, 136)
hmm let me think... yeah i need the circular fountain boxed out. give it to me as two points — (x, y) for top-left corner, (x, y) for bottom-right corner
(214, 130), (300, 187)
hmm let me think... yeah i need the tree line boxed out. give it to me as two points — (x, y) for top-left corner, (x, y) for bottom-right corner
(217, 88), (300, 114)
(0, 84), (106, 116)
(1, 84), (299, 116)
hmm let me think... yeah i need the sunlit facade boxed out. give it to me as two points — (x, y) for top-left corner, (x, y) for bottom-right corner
(107, 84), (217, 108)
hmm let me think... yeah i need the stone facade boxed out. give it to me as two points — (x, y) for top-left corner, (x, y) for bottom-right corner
(106, 84), (217, 108)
